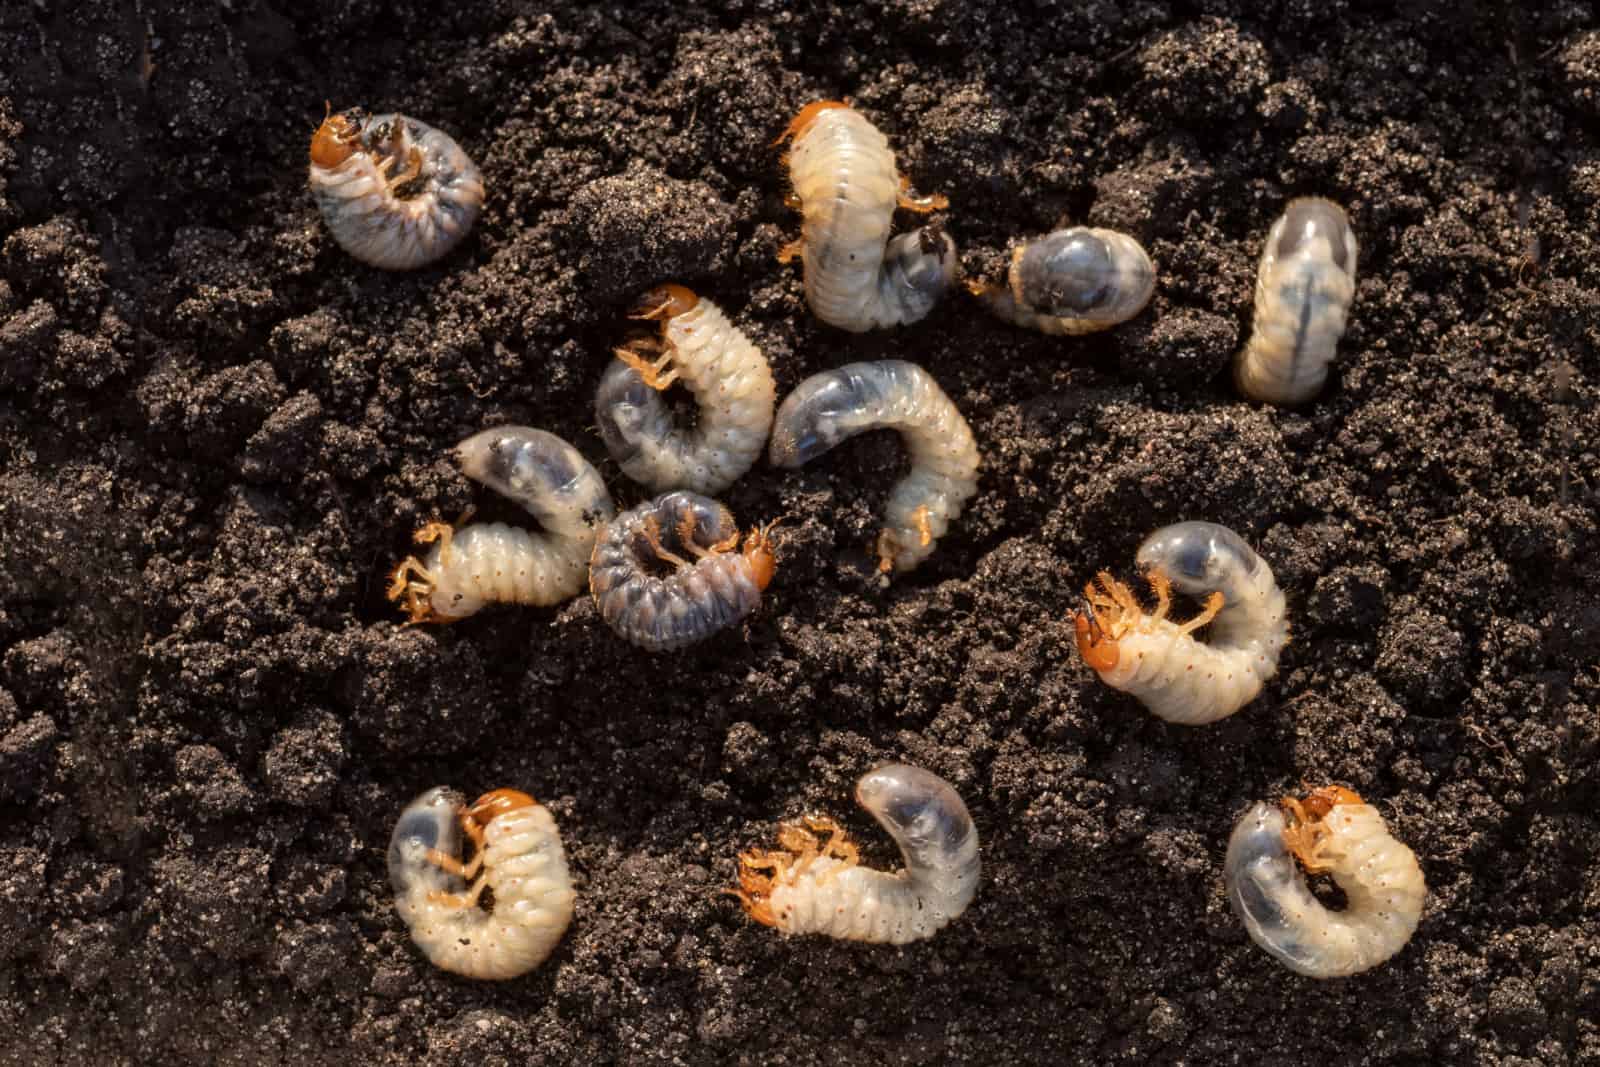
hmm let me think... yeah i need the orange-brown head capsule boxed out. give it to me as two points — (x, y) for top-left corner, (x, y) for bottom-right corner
(631, 284), (699, 321)
(466, 788), (537, 829)
(1291, 785), (1364, 821)
(310, 105), (361, 169)
(1073, 610), (1119, 672)
(774, 99), (850, 146)
(742, 521), (781, 590)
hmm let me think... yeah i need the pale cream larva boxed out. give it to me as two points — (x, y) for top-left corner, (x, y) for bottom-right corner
(733, 764), (980, 944)
(768, 360), (980, 573)
(388, 787), (576, 980)
(308, 107), (484, 270)
(1234, 198), (1358, 405)
(973, 227), (1156, 335)
(595, 285), (776, 494)
(776, 101), (960, 332)
(388, 427), (616, 623)
(1225, 786), (1426, 978)
(1072, 521), (1288, 724)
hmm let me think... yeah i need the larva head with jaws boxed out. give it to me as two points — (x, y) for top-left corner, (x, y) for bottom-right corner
(630, 284), (700, 323)
(466, 788), (536, 831)
(310, 104), (364, 169)
(741, 520), (782, 590)
(1280, 785), (1365, 874)
(775, 99), (851, 146)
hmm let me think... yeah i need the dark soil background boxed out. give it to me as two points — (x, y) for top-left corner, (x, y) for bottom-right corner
(1, 1), (1597, 1064)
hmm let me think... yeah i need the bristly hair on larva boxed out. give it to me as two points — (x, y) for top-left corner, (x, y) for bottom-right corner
(775, 100), (961, 332)
(1225, 785), (1426, 978)
(589, 490), (779, 653)
(595, 285), (776, 495)
(1071, 521), (1288, 724)
(970, 226), (1156, 336)
(388, 786), (576, 980)
(1234, 197), (1358, 405)
(731, 763), (980, 944)
(768, 359), (979, 573)
(308, 105), (484, 270)
(387, 427), (615, 623)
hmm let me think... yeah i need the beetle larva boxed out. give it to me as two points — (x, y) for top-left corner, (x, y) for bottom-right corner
(776, 100), (960, 332)
(733, 763), (980, 944)
(1225, 786), (1425, 978)
(388, 427), (616, 623)
(972, 227), (1156, 335)
(588, 490), (778, 653)
(594, 285), (776, 495)
(1071, 521), (1288, 724)
(1234, 198), (1358, 405)
(308, 106), (484, 270)
(388, 786), (575, 980)
(768, 360), (979, 573)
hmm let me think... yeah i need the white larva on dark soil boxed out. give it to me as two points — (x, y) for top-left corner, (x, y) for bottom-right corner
(973, 226), (1156, 335)
(777, 101), (960, 332)
(595, 285), (775, 495)
(733, 763), (980, 944)
(388, 786), (575, 980)
(388, 427), (615, 623)
(1225, 786), (1425, 978)
(309, 107), (484, 270)
(769, 359), (979, 573)
(1234, 197), (1358, 405)
(1072, 521), (1288, 724)
(588, 490), (778, 652)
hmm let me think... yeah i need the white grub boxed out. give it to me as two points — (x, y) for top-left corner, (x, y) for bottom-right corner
(768, 360), (979, 573)
(1072, 521), (1288, 724)
(308, 107), (483, 270)
(388, 427), (615, 622)
(776, 101), (959, 331)
(388, 787), (575, 980)
(1235, 198), (1358, 405)
(595, 285), (775, 494)
(1225, 787), (1425, 978)
(973, 227), (1156, 335)
(734, 764), (980, 944)
(589, 490), (778, 653)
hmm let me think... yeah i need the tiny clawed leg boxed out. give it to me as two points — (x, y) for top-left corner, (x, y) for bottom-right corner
(642, 515), (692, 569)
(776, 236), (804, 264)
(427, 876), (488, 911)
(387, 146), (423, 191)
(1145, 569), (1172, 624)
(1176, 591), (1224, 636)
(615, 345), (680, 390)
(896, 173), (948, 213)
(424, 847), (483, 882)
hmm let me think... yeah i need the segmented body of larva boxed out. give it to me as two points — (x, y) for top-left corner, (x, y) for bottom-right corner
(388, 787), (575, 980)
(777, 101), (959, 331)
(973, 227), (1156, 335)
(1235, 198), (1358, 405)
(769, 360), (979, 573)
(1072, 521), (1287, 724)
(595, 285), (776, 494)
(733, 764), (980, 944)
(388, 427), (615, 623)
(589, 490), (778, 652)
(309, 107), (483, 270)
(1225, 786), (1426, 978)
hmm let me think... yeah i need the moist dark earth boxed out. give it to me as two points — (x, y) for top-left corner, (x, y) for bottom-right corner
(1, 1), (1597, 1064)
